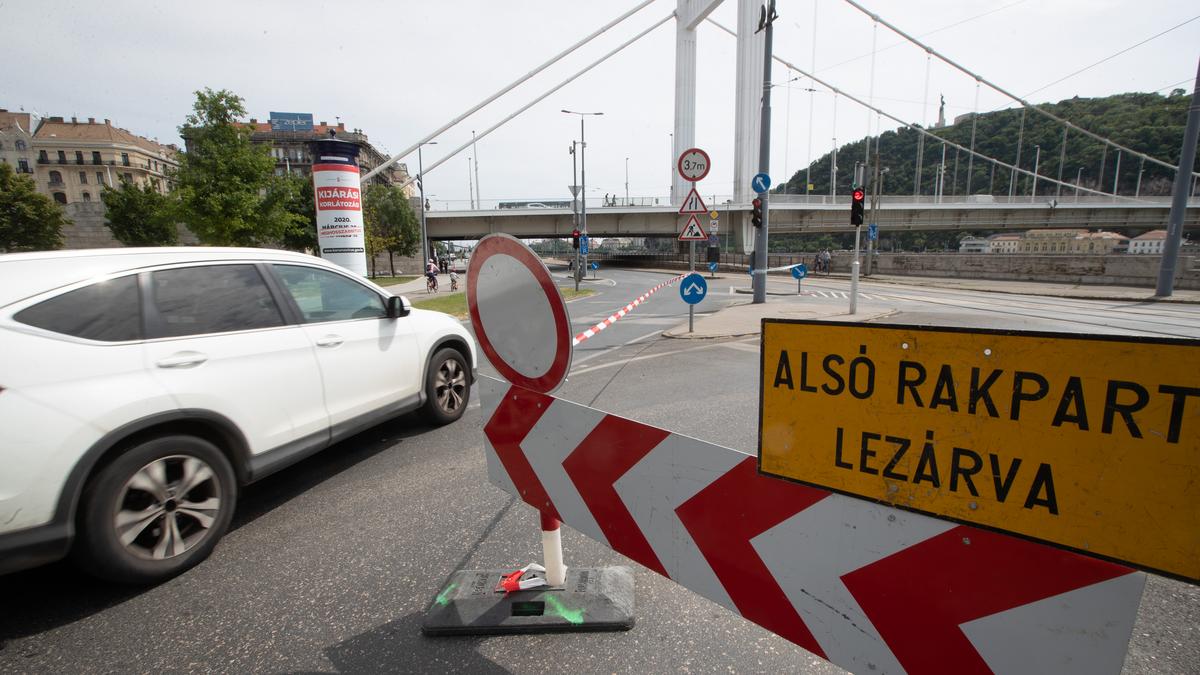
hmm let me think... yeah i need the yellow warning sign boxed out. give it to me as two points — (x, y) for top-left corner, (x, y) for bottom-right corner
(758, 320), (1200, 581)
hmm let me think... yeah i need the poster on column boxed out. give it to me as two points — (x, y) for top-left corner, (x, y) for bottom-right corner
(313, 163), (367, 276)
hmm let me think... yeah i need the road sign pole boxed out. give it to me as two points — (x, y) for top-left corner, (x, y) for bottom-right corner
(752, 4), (774, 305)
(689, 240), (695, 333)
(1156, 56), (1200, 297)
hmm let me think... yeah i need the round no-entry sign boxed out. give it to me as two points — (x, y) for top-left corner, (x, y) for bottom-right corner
(467, 234), (572, 393)
(677, 148), (711, 182)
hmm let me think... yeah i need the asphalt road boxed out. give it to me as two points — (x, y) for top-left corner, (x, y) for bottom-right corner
(1, 267), (1196, 674)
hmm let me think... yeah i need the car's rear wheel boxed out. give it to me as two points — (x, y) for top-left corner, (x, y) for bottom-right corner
(73, 435), (236, 584)
(421, 347), (471, 425)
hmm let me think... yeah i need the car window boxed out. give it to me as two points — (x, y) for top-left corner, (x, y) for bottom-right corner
(272, 264), (386, 323)
(149, 264), (284, 338)
(14, 274), (141, 342)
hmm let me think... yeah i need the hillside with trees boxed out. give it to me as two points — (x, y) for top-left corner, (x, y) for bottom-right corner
(778, 90), (1196, 199)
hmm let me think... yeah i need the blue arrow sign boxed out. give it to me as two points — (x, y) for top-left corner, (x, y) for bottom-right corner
(580, 234), (589, 255)
(590, 261), (599, 270)
(791, 264), (808, 280)
(708, 261), (718, 273)
(868, 223), (878, 241)
(679, 272), (708, 305)
(751, 172), (771, 193)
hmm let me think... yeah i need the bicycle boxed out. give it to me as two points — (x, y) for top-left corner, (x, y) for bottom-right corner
(426, 274), (438, 293)
(450, 274), (459, 292)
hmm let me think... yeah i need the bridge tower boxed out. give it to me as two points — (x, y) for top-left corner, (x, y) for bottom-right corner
(674, 0), (764, 253)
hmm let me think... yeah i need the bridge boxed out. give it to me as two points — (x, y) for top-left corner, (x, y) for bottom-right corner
(426, 194), (1198, 240)
(357, 0), (1199, 257)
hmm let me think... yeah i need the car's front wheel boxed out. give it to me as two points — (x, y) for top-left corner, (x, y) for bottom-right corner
(421, 347), (471, 425)
(73, 435), (236, 584)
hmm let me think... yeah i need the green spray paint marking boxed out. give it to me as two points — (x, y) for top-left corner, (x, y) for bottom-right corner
(544, 595), (584, 625)
(434, 582), (459, 607)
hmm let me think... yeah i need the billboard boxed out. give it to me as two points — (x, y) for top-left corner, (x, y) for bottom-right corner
(269, 111), (314, 132)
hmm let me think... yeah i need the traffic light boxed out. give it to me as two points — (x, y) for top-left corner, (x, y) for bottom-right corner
(572, 229), (581, 249)
(850, 187), (865, 225)
(751, 198), (763, 228)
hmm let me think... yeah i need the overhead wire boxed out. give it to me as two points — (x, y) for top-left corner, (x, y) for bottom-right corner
(839, 0), (1200, 179)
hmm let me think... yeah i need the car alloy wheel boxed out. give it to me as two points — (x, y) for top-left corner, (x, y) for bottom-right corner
(434, 356), (468, 416)
(115, 455), (223, 561)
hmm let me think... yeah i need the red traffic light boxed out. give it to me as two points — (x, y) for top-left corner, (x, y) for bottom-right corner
(752, 198), (762, 208)
(852, 189), (865, 202)
(572, 229), (580, 238)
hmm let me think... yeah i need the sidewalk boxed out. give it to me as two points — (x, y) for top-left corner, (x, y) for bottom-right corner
(663, 298), (894, 339)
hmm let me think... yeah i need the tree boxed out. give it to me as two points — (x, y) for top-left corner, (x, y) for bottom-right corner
(0, 162), (67, 251)
(101, 181), (177, 246)
(276, 173), (317, 252)
(363, 184), (420, 276)
(173, 88), (301, 246)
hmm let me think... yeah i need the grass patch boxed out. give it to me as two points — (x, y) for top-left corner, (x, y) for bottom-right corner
(369, 275), (419, 285)
(412, 287), (595, 319)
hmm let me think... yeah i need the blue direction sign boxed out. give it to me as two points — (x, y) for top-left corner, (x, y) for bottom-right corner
(791, 263), (808, 280)
(590, 261), (599, 271)
(751, 172), (771, 193)
(579, 234), (589, 255)
(679, 272), (708, 305)
(708, 261), (719, 273)
(868, 223), (878, 241)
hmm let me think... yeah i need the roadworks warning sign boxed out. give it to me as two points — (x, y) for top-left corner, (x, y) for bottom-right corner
(758, 319), (1200, 582)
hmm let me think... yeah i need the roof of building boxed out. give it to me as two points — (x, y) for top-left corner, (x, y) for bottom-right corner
(1079, 231), (1129, 240)
(33, 117), (178, 157)
(1132, 230), (1168, 240)
(0, 110), (33, 134)
(987, 233), (1021, 241)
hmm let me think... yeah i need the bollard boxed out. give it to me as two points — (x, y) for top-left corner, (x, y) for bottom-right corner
(540, 511), (567, 586)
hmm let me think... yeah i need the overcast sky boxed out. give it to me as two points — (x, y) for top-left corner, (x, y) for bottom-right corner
(4, 0), (1197, 208)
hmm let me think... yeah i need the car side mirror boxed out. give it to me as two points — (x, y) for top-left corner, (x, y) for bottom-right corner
(387, 295), (411, 319)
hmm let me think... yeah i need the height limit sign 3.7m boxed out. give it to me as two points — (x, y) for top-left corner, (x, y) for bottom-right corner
(677, 148), (711, 182)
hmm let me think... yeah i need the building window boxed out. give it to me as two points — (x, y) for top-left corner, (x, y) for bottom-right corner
(52, 192), (67, 204)
(15, 140), (26, 151)
(92, 151), (102, 165)
(96, 171), (105, 186)
(121, 172), (133, 183)
(57, 150), (67, 163)
(18, 158), (30, 173)
(0, 141), (4, 150)
(121, 153), (130, 166)
(151, 179), (161, 191)
(38, 150), (48, 162)
(82, 191), (91, 202)
(49, 170), (63, 185)
(75, 151), (84, 164)
(79, 171), (88, 184)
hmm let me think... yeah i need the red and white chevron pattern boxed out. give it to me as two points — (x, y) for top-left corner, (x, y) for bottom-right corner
(480, 376), (1146, 675)
(572, 274), (685, 346)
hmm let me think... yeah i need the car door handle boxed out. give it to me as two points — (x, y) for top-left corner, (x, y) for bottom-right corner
(156, 352), (208, 369)
(315, 335), (344, 348)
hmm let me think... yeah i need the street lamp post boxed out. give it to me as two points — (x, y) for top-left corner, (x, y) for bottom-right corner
(563, 110), (603, 287)
(1030, 145), (1041, 203)
(417, 141), (437, 266)
(625, 156), (629, 206)
(1076, 167), (1085, 202)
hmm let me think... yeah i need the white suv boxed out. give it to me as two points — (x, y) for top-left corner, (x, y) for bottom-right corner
(0, 247), (475, 583)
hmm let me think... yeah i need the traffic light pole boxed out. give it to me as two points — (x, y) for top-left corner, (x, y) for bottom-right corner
(1156, 56), (1200, 298)
(752, 2), (775, 305)
(850, 163), (864, 315)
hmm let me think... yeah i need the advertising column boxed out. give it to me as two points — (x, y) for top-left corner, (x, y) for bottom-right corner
(311, 137), (367, 276)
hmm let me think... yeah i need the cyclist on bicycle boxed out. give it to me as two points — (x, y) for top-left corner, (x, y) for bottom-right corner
(449, 269), (459, 291)
(426, 258), (439, 292)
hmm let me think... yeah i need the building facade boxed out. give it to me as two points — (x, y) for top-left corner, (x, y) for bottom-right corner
(1019, 229), (1086, 254)
(987, 233), (1021, 253)
(32, 116), (178, 205)
(1070, 231), (1129, 254)
(239, 112), (413, 196)
(1129, 230), (1167, 254)
(958, 236), (988, 253)
(0, 110), (36, 178)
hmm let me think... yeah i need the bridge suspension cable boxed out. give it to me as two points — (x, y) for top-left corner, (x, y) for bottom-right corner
(361, 0), (656, 183)
(840, 0), (1200, 180)
(388, 12), (675, 195)
(705, 18), (1149, 202)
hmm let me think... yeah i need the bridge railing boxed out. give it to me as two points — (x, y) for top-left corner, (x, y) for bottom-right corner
(428, 193), (1186, 212)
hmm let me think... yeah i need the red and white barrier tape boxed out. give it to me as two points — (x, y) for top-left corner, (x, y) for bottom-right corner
(572, 274), (685, 346)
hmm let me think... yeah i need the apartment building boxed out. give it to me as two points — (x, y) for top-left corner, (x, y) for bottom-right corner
(0, 110), (36, 177)
(1128, 230), (1167, 254)
(32, 116), (178, 205)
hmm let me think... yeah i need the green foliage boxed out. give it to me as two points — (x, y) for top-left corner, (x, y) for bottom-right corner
(273, 173), (317, 252)
(363, 184), (420, 258)
(0, 162), (67, 251)
(173, 88), (301, 246)
(779, 92), (1197, 199)
(101, 181), (177, 246)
